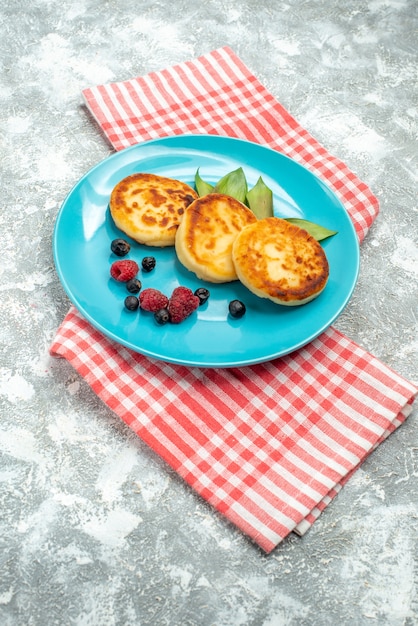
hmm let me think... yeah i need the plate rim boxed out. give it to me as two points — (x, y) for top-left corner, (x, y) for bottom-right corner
(53, 133), (360, 368)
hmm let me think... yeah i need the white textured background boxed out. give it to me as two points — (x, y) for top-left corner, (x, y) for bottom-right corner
(1, 1), (417, 624)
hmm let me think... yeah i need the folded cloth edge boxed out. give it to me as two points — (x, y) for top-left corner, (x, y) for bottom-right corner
(81, 45), (379, 244)
(51, 46), (417, 552)
(50, 306), (418, 552)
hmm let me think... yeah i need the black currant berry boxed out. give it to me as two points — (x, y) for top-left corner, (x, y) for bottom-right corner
(154, 308), (170, 325)
(124, 296), (139, 311)
(228, 299), (246, 318)
(126, 278), (142, 294)
(111, 238), (131, 256)
(141, 256), (156, 272)
(194, 287), (210, 305)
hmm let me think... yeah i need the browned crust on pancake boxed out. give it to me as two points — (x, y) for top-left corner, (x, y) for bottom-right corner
(232, 217), (329, 305)
(109, 173), (198, 246)
(175, 193), (257, 282)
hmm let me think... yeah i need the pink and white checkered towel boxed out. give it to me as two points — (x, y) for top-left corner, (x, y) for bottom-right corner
(50, 47), (417, 553)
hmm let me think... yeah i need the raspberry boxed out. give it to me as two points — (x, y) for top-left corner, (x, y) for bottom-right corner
(110, 260), (139, 282)
(171, 286), (194, 300)
(168, 286), (200, 324)
(139, 288), (169, 312)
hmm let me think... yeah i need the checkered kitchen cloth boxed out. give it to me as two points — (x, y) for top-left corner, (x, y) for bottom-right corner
(50, 47), (417, 552)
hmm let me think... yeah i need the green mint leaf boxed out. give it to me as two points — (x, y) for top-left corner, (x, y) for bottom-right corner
(284, 218), (338, 241)
(246, 176), (274, 219)
(213, 167), (248, 204)
(195, 168), (214, 196)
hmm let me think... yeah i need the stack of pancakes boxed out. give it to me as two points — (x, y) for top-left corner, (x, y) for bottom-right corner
(109, 173), (329, 306)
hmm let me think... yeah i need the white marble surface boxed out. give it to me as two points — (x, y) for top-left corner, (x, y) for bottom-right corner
(1, 1), (417, 624)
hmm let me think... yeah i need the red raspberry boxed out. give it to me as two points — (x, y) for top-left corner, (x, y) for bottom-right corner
(110, 260), (139, 282)
(168, 286), (200, 324)
(171, 286), (195, 300)
(139, 288), (169, 312)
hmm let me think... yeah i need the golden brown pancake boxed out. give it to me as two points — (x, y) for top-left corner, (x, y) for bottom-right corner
(109, 173), (198, 247)
(232, 217), (329, 305)
(175, 193), (257, 283)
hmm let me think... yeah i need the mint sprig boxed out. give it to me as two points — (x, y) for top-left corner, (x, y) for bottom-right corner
(246, 176), (273, 220)
(284, 218), (338, 242)
(194, 167), (338, 242)
(194, 168), (214, 196)
(213, 167), (248, 205)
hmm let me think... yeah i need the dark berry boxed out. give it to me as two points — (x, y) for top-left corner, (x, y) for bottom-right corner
(228, 299), (246, 318)
(154, 308), (170, 325)
(110, 260), (139, 282)
(111, 238), (131, 256)
(194, 287), (210, 305)
(141, 256), (156, 272)
(124, 296), (139, 311)
(126, 278), (142, 294)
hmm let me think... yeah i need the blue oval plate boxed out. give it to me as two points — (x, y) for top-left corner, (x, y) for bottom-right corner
(53, 134), (360, 368)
